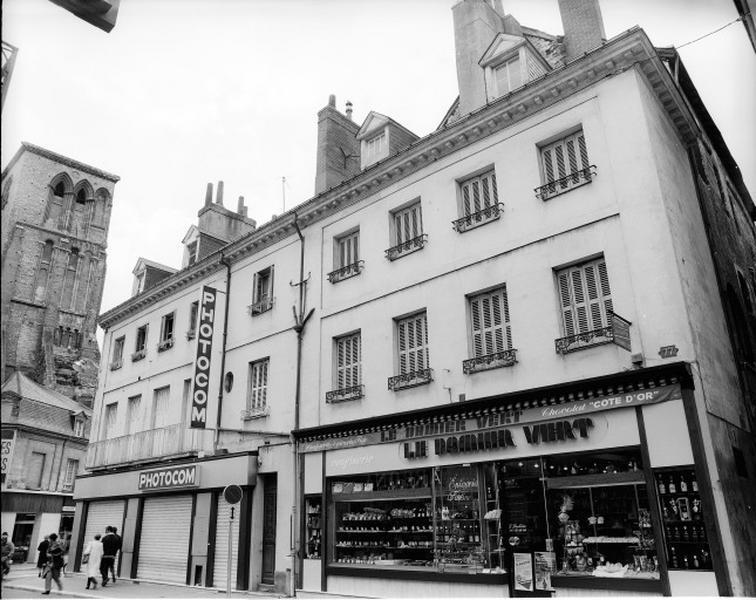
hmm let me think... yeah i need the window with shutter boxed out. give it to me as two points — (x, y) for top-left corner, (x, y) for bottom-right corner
(329, 230), (363, 282)
(555, 258), (615, 354)
(103, 402), (118, 439)
(537, 129), (595, 200)
(250, 266), (275, 314)
(327, 333), (364, 403)
(454, 170), (502, 232)
(111, 336), (124, 369)
(152, 386), (171, 429)
(64, 459), (79, 489)
(387, 202), (426, 259)
(464, 287), (518, 373)
(389, 312), (433, 391)
(246, 358), (269, 416)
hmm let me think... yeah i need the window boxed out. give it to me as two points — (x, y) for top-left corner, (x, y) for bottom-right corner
(126, 395), (142, 434)
(102, 403), (118, 439)
(329, 230), (363, 283)
(537, 129), (594, 200)
(28, 452), (46, 489)
(327, 332), (363, 403)
(387, 202), (426, 260)
(188, 301), (199, 339)
(389, 312), (432, 391)
(73, 417), (85, 437)
(152, 386), (170, 429)
(133, 324), (148, 361)
(158, 312), (175, 351)
(453, 170), (501, 233)
(134, 271), (145, 295)
(61, 248), (80, 310)
(494, 56), (522, 96)
(187, 241), (198, 266)
(33, 240), (55, 303)
(111, 336), (124, 370)
(63, 459), (79, 490)
(363, 129), (387, 167)
(464, 286), (517, 374)
(76, 188), (87, 204)
(555, 258), (614, 354)
(245, 358), (269, 418)
(250, 266), (275, 315)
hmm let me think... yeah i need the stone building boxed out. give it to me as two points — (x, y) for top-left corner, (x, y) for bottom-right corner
(1, 142), (119, 406)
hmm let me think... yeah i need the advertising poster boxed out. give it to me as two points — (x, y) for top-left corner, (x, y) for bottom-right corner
(534, 551), (556, 591)
(513, 552), (534, 591)
(1, 429), (15, 476)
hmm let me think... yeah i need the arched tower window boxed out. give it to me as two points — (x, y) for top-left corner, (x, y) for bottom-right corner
(76, 188), (87, 204)
(54, 182), (66, 197)
(61, 248), (80, 310)
(45, 174), (72, 227)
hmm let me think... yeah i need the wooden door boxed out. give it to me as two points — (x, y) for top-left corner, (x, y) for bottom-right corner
(261, 475), (277, 584)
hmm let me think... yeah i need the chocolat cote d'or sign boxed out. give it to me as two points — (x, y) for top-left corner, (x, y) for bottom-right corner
(138, 465), (199, 491)
(299, 385), (681, 454)
(191, 286), (217, 429)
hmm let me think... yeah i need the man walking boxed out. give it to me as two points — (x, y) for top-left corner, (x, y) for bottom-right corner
(100, 526), (118, 586)
(42, 533), (64, 594)
(109, 527), (122, 583)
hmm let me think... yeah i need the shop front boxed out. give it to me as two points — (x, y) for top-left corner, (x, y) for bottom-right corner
(71, 451), (257, 590)
(296, 364), (722, 598)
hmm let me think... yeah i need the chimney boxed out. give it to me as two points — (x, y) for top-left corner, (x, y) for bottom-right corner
(452, 0), (507, 117)
(314, 94), (360, 195)
(237, 195), (248, 218)
(204, 182), (213, 207)
(345, 100), (353, 120)
(216, 180), (224, 206)
(558, 0), (606, 62)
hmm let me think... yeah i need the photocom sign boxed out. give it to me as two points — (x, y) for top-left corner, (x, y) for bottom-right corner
(191, 286), (217, 428)
(138, 465), (199, 491)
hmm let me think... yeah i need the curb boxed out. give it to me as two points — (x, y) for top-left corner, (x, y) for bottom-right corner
(2, 582), (96, 597)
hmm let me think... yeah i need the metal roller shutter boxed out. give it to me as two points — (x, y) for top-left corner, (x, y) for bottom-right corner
(137, 495), (192, 584)
(212, 497), (240, 589)
(84, 500), (125, 549)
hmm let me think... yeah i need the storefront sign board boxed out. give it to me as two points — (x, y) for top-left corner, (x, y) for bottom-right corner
(191, 286), (217, 428)
(1, 429), (15, 475)
(304, 385), (679, 453)
(138, 465), (199, 491)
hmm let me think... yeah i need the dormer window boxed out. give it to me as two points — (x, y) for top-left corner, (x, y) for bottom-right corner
(187, 241), (198, 266)
(73, 417), (85, 437)
(494, 56), (522, 97)
(134, 271), (145, 295)
(362, 129), (388, 168)
(480, 33), (551, 102)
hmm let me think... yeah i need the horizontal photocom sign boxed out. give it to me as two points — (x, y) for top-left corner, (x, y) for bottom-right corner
(138, 465), (199, 491)
(299, 384), (681, 453)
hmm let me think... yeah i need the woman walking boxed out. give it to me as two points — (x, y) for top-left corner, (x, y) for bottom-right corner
(82, 534), (104, 590)
(42, 533), (64, 595)
(36, 536), (49, 577)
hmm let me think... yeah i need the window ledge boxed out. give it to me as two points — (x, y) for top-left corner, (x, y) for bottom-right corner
(241, 407), (269, 421)
(248, 297), (275, 316)
(157, 338), (174, 352)
(463, 349), (518, 374)
(385, 235), (427, 261)
(109, 360), (123, 371)
(555, 326), (614, 355)
(326, 385), (365, 404)
(452, 204), (504, 233)
(535, 165), (597, 201)
(388, 368), (433, 391)
(131, 350), (146, 362)
(328, 261), (365, 283)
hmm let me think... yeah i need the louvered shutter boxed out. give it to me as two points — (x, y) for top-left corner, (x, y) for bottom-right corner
(557, 259), (612, 336)
(336, 333), (361, 388)
(395, 203), (422, 245)
(338, 232), (359, 268)
(461, 171), (498, 217)
(248, 360), (268, 411)
(137, 495), (192, 584)
(541, 130), (590, 187)
(470, 287), (512, 357)
(152, 386), (170, 429)
(398, 313), (428, 375)
(212, 496), (240, 589)
(84, 500), (125, 551)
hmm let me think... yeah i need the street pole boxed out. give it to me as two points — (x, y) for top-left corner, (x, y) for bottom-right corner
(227, 506), (234, 597)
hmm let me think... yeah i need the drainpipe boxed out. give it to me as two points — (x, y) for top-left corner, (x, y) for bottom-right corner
(290, 214), (313, 596)
(214, 253), (233, 451)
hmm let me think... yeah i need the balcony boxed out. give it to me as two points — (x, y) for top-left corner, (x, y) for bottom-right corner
(248, 295), (274, 316)
(86, 423), (214, 469)
(452, 203), (504, 233)
(327, 261), (364, 284)
(555, 325), (614, 355)
(109, 359), (122, 371)
(326, 385), (364, 404)
(157, 338), (174, 352)
(535, 165), (597, 201)
(463, 349), (518, 374)
(388, 368), (433, 391)
(131, 349), (146, 362)
(385, 235), (428, 261)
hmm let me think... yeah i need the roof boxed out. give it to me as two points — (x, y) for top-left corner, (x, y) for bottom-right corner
(1, 141), (120, 183)
(133, 257), (178, 275)
(1, 371), (92, 415)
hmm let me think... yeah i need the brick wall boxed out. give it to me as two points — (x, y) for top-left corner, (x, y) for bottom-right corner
(314, 100), (361, 195)
(557, 0), (606, 62)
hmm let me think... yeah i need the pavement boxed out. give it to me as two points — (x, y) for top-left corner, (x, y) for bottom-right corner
(1, 564), (371, 600)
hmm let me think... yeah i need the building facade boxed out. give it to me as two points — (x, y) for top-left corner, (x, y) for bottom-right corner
(1, 142), (119, 406)
(73, 0), (755, 597)
(1, 371), (91, 563)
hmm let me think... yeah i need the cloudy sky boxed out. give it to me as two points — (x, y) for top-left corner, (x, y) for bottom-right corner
(3, 0), (755, 320)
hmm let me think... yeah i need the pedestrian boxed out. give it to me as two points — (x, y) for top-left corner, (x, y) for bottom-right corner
(1, 532), (14, 581)
(100, 526), (118, 586)
(36, 536), (49, 577)
(109, 526), (122, 583)
(42, 532), (64, 595)
(82, 534), (103, 590)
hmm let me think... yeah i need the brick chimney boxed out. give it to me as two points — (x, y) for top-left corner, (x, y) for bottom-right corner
(558, 0), (606, 62)
(314, 94), (360, 195)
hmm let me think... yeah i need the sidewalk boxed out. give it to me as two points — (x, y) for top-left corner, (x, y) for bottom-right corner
(2, 565), (371, 599)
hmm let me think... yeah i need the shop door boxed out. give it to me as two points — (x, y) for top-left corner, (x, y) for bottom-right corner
(83, 500), (125, 550)
(212, 495), (240, 589)
(137, 495), (192, 584)
(261, 475), (277, 585)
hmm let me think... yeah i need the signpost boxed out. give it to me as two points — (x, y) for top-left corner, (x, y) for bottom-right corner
(222, 485), (243, 596)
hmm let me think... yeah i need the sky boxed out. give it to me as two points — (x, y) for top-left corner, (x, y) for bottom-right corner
(3, 0), (755, 323)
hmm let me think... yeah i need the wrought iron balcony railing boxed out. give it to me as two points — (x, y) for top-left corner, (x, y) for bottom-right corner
(388, 368), (433, 391)
(535, 165), (597, 201)
(248, 295), (274, 316)
(327, 261), (365, 283)
(241, 406), (269, 421)
(326, 385), (364, 404)
(131, 349), (146, 362)
(385, 234), (428, 261)
(452, 203), (504, 233)
(86, 423), (214, 469)
(109, 359), (122, 371)
(157, 338), (174, 352)
(463, 349), (518, 374)
(555, 325), (614, 355)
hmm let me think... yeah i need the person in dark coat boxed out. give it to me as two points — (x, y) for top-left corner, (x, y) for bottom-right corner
(100, 526), (118, 586)
(42, 533), (64, 594)
(108, 527), (122, 583)
(36, 536), (49, 576)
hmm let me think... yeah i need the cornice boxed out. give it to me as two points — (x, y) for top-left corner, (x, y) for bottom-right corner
(21, 142), (120, 183)
(99, 27), (703, 330)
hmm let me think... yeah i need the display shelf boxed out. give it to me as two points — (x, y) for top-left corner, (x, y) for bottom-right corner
(305, 495), (322, 559)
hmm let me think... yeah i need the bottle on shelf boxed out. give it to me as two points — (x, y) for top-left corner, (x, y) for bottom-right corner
(680, 474), (688, 493)
(658, 474), (666, 495)
(668, 474), (677, 494)
(670, 546), (679, 568)
(692, 475), (699, 492)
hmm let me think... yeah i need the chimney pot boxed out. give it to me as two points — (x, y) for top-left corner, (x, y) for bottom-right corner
(205, 182), (213, 207)
(216, 181), (224, 206)
(346, 101), (353, 120)
(237, 195), (247, 217)
(328, 94), (336, 108)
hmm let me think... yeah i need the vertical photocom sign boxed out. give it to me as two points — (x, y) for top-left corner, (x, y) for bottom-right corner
(191, 286), (217, 428)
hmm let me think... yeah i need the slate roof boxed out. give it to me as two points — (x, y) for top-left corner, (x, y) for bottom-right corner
(1, 371), (92, 415)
